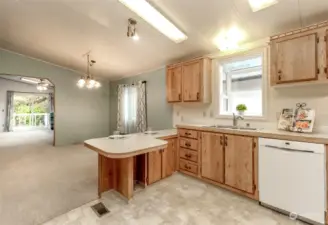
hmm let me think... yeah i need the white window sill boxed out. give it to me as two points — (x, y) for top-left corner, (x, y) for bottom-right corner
(216, 114), (267, 121)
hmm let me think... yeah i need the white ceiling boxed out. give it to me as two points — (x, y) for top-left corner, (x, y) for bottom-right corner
(1, 0), (328, 80)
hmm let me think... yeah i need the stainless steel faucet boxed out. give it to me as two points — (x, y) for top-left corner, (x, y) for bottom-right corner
(233, 113), (244, 127)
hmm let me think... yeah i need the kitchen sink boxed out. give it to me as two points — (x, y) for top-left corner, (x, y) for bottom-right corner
(205, 125), (258, 131)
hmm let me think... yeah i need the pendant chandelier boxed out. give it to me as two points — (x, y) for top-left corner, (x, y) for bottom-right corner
(77, 54), (101, 89)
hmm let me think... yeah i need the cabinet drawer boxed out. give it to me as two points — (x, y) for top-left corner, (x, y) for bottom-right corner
(179, 129), (198, 139)
(179, 159), (198, 174)
(179, 138), (198, 150)
(179, 148), (198, 163)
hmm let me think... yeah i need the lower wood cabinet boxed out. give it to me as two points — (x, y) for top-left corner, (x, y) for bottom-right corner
(148, 137), (177, 185)
(224, 134), (254, 194)
(201, 132), (224, 183)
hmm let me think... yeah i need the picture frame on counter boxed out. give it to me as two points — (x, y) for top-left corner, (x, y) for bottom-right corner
(278, 104), (315, 133)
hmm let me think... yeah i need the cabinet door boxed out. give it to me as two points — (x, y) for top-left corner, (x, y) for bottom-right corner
(201, 132), (224, 183)
(162, 138), (177, 178)
(182, 60), (202, 102)
(166, 66), (182, 102)
(224, 134), (254, 193)
(148, 150), (162, 185)
(276, 33), (317, 83)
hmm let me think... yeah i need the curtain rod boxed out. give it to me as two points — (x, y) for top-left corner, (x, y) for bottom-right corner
(119, 80), (146, 86)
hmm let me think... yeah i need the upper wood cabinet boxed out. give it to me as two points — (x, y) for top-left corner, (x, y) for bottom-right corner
(166, 57), (211, 103)
(224, 134), (254, 194)
(276, 34), (317, 83)
(166, 65), (182, 102)
(270, 22), (328, 86)
(201, 132), (224, 184)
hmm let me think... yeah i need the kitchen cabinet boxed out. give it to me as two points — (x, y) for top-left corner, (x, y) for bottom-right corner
(147, 149), (162, 184)
(162, 138), (177, 178)
(270, 21), (328, 86)
(166, 65), (182, 102)
(224, 134), (254, 193)
(166, 57), (211, 103)
(182, 60), (202, 101)
(275, 34), (317, 83)
(201, 132), (224, 183)
(148, 137), (177, 184)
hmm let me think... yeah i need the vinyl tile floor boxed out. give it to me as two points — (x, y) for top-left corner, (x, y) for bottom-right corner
(42, 173), (306, 225)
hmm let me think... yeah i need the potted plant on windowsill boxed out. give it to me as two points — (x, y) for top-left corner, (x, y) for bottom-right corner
(236, 104), (247, 116)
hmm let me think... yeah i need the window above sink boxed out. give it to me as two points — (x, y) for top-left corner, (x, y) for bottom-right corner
(213, 48), (268, 120)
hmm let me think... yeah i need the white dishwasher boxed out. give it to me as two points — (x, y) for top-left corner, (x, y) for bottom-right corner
(259, 138), (326, 224)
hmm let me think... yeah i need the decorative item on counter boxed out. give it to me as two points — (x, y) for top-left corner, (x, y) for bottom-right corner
(294, 103), (315, 133)
(277, 103), (315, 133)
(277, 108), (294, 131)
(236, 104), (247, 116)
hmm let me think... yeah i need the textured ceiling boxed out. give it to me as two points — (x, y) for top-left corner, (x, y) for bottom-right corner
(1, 0), (328, 80)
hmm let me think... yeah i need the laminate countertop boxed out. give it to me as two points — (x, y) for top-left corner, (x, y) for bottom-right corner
(177, 124), (328, 145)
(84, 129), (177, 158)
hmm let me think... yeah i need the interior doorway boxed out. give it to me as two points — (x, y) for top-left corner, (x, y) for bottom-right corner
(0, 75), (55, 146)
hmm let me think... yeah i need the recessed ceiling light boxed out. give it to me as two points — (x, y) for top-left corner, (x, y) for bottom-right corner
(214, 27), (246, 51)
(118, 0), (188, 43)
(248, 0), (278, 12)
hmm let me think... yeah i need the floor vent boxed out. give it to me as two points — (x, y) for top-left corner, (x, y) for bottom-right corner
(91, 202), (110, 217)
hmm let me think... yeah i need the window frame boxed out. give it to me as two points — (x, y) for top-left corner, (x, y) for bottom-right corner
(213, 47), (268, 120)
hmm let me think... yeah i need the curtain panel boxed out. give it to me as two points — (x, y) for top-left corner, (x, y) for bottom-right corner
(5, 91), (14, 132)
(117, 81), (147, 134)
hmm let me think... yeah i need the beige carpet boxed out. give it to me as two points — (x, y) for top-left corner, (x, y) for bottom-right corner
(0, 130), (98, 225)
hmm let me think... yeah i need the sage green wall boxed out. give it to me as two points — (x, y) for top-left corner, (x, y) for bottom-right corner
(0, 49), (110, 146)
(109, 68), (173, 134)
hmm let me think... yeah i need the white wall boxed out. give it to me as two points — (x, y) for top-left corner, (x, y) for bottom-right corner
(173, 45), (328, 132)
(0, 78), (53, 132)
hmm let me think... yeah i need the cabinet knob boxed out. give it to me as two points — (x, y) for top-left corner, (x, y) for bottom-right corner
(196, 92), (200, 100)
(178, 93), (181, 100)
(225, 136), (228, 146)
(220, 136), (223, 145)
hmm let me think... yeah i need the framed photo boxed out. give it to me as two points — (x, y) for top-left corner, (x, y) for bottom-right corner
(293, 108), (315, 133)
(277, 107), (315, 133)
(278, 108), (294, 131)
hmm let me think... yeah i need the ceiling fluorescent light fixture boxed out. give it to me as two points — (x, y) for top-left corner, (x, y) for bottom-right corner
(118, 0), (187, 43)
(248, 0), (278, 12)
(21, 77), (40, 84)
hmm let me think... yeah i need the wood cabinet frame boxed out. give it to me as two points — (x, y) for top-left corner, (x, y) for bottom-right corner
(274, 33), (318, 84)
(178, 129), (259, 200)
(270, 21), (328, 86)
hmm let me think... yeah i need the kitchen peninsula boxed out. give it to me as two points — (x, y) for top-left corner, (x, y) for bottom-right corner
(84, 130), (177, 200)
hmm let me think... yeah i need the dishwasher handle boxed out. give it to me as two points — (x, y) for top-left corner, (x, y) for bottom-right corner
(264, 145), (315, 154)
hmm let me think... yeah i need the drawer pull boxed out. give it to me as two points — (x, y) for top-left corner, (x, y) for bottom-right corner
(225, 136), (228, 146)
(185, 142), (191, 147)
(220, 136), (223, 145)
(184, 153), (192, 158)
(185, 132), (191, 136)
(184, 164), (191, 170)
